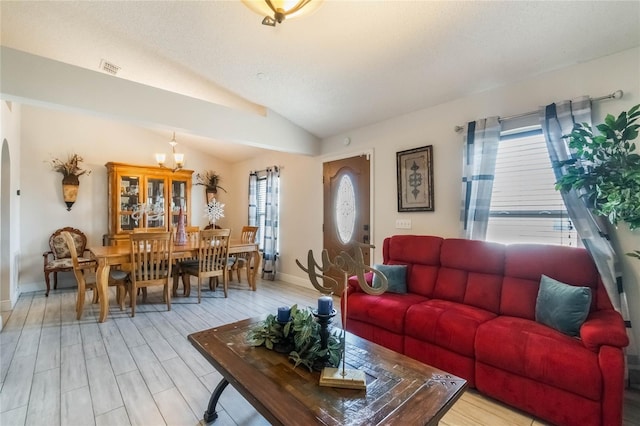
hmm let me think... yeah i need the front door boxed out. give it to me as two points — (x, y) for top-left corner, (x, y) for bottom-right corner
(323, 155), (371, 292)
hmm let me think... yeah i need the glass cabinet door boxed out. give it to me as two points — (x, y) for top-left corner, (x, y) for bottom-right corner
(145, 177), (166, 229)
(119, 175), (141, 231)
(170, 179), (188, 227)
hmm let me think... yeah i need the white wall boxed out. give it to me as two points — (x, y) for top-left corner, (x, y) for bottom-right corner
(0, 101), (21, 314)
(18, 106), (231, 291)
(227, 151), (322, 289)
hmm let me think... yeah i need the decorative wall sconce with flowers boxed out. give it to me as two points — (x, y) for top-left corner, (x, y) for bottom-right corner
(195, 170), (227, 203)
(48, 153), (91, 211)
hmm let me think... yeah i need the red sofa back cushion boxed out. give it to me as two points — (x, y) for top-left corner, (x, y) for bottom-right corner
(435, 239), (505, 313)
(501, 244), (603, 319)
(383, 235), (443, 297)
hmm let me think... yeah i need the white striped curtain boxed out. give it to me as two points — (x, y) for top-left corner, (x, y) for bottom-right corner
(540, 98), (631, 326)
(262, 167), (280, 280)
(247, 167), (280, 280)
(460, 117), (501, 240)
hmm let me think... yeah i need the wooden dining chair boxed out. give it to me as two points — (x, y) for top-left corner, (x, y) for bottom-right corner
(181, 229), (231, 302)
(228, 226), (259, 283)
(60, 231), (129, 320)
(172, 226), (200, 296)
(129, 231), (173, 317)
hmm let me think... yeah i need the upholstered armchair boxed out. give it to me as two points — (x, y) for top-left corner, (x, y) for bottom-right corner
(43, 227), (96, 296)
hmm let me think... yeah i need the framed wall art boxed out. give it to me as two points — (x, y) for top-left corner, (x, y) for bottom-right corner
(396, 145), (434, 212)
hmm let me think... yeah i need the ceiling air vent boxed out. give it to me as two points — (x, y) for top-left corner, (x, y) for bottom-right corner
(99, 59), (120, 75)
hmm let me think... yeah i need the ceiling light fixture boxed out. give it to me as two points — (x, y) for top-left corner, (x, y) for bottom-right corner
(155, 132), (184, 172)
(241, 0), (323, 27)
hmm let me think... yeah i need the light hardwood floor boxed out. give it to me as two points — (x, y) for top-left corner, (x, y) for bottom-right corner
(1, 278), (639, 426)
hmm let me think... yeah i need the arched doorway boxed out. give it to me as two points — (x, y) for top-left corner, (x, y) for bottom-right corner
(1, 138), (11, 328)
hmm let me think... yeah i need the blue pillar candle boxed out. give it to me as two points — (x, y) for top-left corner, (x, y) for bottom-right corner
(317, 295), (333, 315)
(277, 306), (291, 322)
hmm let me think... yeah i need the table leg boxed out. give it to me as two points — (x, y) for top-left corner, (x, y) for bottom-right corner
(96, 259), (111, 323)
(249, 251), (261, 291)
(203, 378), (230, 423)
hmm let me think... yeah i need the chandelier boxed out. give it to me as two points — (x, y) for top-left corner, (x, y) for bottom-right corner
(241, 0), (323, 27)
(155, 132), (184, 172)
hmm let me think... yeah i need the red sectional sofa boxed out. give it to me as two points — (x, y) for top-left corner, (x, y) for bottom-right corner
(344, 235), (629, 426)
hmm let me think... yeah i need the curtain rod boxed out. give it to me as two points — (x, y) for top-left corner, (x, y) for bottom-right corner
(453, 89), (624, 133)
(250, 165), (283, 174)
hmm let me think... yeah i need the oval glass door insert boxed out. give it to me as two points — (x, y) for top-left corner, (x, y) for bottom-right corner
(336, 174), (356, 244)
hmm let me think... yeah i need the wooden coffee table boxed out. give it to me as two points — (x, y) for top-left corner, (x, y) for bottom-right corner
(188, 318), (467, 425)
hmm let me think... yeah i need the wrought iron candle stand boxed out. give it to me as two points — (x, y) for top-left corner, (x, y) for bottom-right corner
(296, 243), (388, 390)
(311, 308), (337, 370)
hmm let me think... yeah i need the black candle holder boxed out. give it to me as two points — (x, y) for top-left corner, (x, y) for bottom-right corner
(312, 308), (337, 370)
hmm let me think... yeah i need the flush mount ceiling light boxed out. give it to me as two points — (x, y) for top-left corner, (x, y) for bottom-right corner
(241, 0), (323, 26)
(155, 132), (184, 172)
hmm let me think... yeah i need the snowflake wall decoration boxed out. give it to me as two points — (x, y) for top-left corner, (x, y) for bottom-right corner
(205, 198), (225, 224)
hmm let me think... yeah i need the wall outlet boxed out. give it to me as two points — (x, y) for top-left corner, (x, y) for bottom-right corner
(395, 219), (412, 229)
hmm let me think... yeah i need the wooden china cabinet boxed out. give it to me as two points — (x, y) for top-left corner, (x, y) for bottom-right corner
(105, 162), (193, 245)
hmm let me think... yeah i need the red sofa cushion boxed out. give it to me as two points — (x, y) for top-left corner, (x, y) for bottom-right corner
(405, 299), (496, 357)
(433, 239), (505, 313)
(384, 235), (443, 296)
(346, 292), (428, 334)
(476, 316), (602, 401)
(501, 244), (601, 319)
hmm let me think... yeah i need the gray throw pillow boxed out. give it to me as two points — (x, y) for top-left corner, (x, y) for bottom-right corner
(535, 274), (592, 337)
(373, 264), (407, 294)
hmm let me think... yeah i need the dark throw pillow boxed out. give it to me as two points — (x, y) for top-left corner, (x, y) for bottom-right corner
(373, 264), (407, 294)
(535, 274), (592, 337)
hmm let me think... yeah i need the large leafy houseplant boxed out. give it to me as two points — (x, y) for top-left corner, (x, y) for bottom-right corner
(247, 304), (344, 371)
(555, 104), (640, 229)
(555, 104), (640, 260)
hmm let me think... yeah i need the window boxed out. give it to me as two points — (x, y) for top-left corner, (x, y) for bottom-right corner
(252, 172), (280, 253)
(486, 124), (580, 247)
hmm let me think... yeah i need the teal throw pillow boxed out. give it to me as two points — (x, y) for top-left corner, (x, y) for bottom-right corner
(373, 264), (407, 294)
(535, 274), (592, 337)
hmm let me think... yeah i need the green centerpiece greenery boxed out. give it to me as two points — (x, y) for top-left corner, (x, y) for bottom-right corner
(555, 104), (640, 260)
(247, 304), (344, 371)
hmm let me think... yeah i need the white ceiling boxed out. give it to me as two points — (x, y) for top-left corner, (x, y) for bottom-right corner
(2, 1), (639, 163)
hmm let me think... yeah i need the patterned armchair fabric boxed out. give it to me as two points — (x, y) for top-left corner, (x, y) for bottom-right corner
(43, 227), (95, 296)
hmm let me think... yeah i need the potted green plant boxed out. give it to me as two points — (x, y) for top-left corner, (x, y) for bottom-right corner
(48, 153), (91, 211)
(247, 304), (344, 372)
(555, 103), (640, 258)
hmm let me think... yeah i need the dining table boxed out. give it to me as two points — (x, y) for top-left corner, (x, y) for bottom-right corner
(89, 239), (261, 322)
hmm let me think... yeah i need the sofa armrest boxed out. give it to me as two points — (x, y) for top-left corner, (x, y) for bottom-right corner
(347, 271), (374, 293)
(580, 309), (629, 351)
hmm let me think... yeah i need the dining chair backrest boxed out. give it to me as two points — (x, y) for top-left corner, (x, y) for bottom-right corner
(128, 231), (173, 316)
(133, 227), (166, 233)
(199, 229), (231, 275)
(60, 231), (85, 281)
(240, 226), (259, 244)
(129, 231), (173, 283)
(172, 225), (199, 245)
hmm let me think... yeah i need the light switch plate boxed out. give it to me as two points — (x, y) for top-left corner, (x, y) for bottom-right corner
(395, 219), (412, 229)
